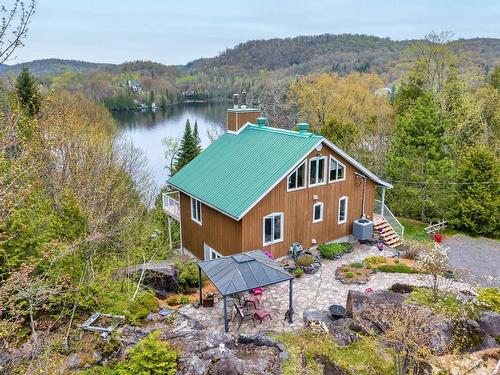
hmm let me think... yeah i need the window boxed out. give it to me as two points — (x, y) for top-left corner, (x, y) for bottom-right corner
(309, 156), (327, 187)
(329, 156), (346, 182)
(338, 196), (348, 224)
(209, 248), (222, 260)
(313, 202), (324, 223)
(287, 160), (307, 191)
(190, 197), (202, 224)
(263, 213), (284, 246)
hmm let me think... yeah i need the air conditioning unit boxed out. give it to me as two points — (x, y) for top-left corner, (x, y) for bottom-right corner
(352, 218), (373, 240)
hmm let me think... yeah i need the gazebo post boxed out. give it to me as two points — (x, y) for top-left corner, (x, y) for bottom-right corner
(288, 278), (293, 323)
(198, 265), (202, 307)
(223, 295), (228, 332)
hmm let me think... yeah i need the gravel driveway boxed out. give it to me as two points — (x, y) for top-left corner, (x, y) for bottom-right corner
(443, 235), (500, 287)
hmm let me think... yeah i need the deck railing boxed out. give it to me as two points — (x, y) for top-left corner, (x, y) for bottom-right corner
(162, 193), (180, 220)
(374, 199), (404, 239)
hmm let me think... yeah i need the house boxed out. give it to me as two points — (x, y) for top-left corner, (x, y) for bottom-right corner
(164, 105), (403, 260)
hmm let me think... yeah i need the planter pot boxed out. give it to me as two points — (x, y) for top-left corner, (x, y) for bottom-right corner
(434, 233), (443, 243)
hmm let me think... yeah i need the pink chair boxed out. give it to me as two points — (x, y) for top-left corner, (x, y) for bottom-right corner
(254, 309), (272, 324)
(252, 287), (263, 296)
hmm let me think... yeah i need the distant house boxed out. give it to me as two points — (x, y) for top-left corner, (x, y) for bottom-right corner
(374, 87), (393, 96)
(126, 80), (143, 93)
(164, 105), (403, 260)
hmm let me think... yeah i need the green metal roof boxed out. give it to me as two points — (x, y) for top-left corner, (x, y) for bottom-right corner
(167, 124), (322, 219)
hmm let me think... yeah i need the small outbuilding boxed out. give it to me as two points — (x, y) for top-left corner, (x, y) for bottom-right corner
(197, 250), (294, 332)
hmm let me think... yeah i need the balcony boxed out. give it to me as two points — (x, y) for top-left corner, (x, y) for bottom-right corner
(162, 192), (180, 221)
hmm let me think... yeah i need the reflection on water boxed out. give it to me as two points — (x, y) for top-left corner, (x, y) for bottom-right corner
(113, 102), (228, 187)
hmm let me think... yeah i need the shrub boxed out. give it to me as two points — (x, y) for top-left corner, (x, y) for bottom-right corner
(294, 268), (304, 278)
(296, 254), (314, 267)
(363, 256), (386, 266)
(351, 262), (364, 269)
(344, 271), (355, 278)
(166, 295), (179, 306)
(390, 283), (414, 294)
(377, 264), (418, 274)
(408, 288), (480, 319)
(477, 288), (500, 313)
(179, 295), (190, 305)
(394, 259), (400, 264)
(176, 262), (206, 293)
(400, 239), (428, 260)
(318, 242), (352, 259)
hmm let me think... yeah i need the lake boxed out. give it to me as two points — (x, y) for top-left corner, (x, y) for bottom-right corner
(113, 102), (228, 187)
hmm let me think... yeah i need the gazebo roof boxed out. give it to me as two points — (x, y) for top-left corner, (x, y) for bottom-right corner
(197, 250), (293, 296)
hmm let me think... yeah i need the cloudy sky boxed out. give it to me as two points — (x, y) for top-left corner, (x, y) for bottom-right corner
(11, 0), (500, 65)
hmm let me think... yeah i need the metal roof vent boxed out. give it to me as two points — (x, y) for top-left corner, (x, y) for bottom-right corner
(240, 91), (247, 109)
(297, 123), (310, 133)
(233, 94), (239, 109)
(256, 117), (267, 127)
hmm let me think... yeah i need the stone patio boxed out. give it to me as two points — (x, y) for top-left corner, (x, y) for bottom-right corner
(179, 243), (467, 335)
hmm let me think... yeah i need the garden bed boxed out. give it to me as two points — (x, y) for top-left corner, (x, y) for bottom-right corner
(335, 262), (374, 284)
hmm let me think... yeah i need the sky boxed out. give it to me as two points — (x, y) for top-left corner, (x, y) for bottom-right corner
(10, 0), (500, 65)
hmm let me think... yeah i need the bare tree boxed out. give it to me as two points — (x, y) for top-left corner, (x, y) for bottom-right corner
(0, 0), (37, 64)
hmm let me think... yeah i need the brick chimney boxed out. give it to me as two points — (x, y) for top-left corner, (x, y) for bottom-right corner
(226, 92), (261, 133)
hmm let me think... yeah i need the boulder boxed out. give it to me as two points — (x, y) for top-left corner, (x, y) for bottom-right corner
(346, 290), (404, 317)
(315, 354), (348, 375)
(389, 283), (414, 294)
(428, 320), (454, 355)
(142, 267), (180, 296)
(477, 311), (500, 337)
(303, 310), (334, 330)
(178, 353), (207, 375)
(329, 318), (359, 346)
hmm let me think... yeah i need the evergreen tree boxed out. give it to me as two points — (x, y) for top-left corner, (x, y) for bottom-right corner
(489, 66), (500, 91)
(193, 120), (202, 153)
(387, 94), (455, 221)
(15, 66), (41, 116)
(173, 119), (199, 173)
(453, 146), (499, 237)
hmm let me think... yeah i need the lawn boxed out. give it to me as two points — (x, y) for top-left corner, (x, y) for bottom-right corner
(398, 217), (470, 243)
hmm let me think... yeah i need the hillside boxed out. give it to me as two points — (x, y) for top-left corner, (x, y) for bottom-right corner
(0, 58), (114, 76)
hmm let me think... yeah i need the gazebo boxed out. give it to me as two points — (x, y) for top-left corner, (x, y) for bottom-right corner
(197, 250), (294, 332)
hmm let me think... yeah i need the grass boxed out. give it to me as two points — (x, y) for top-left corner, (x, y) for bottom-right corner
(277, 331), (394, 375)
(398, 217), (431, 242)
(377, 263), (418, 274)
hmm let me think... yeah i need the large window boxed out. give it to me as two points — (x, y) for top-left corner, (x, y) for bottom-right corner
(309, 156), (327, 187)
(263, 213), (284, 246)
(338, 196), (348, 224)
(287, 160), (306, 191)
(190, 197), (202, 225)
(329, 156), (346, 182)
(313, 202), (324, 223)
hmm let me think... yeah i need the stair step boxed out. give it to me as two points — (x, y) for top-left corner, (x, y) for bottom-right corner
(382, 232), (398, 240)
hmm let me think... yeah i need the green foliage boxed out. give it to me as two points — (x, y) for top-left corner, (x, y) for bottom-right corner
(166, 295), (179, 306)
(407, 288), (480, 319)
(277, 331), (394, 375)
(179, 295), (190, 304)
(295, 254), (315, 267)
(193, 120), (202, 154)
(16, 66), (41, 116)
(294, 268), (304, 278)
(102, 92), (135, 110)
(397, 218), (430, 242)
(453, 146), (499, 237)
(173, 119), (199, 173)
(377, 263), (418, 274)
(175, 262), (205, 293)
(318, 242), (352, 259)
(351, 262), (364, 269)
(84, 331), (177, 375)
(320, 117), (360, 153)
(387, 94), (454, 221)
(363, 256), (386, 266)
(477, 288), (500, 313)
(489, 66), (500, 90)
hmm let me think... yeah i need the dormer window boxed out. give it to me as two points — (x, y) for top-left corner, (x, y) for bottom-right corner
(287, 160), (306, 191)
(329, 156), (346, 182)
(309, 156), (327, 187)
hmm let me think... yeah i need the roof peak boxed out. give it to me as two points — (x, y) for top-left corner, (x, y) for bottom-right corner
(246, 124), (321, 139)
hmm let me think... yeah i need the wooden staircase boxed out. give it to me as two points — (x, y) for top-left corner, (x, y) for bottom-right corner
(373, 214), (402, 248)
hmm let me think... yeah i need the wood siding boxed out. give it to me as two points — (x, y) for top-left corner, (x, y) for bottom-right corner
(179, 141), (378, 259)
(179, 192), (242, 259)
(241, 145), (376, 258)
(227, 110), (260, 132)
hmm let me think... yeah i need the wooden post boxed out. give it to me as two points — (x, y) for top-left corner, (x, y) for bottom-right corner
(167, 216), (172, 250)
(288, 279), (293, 324)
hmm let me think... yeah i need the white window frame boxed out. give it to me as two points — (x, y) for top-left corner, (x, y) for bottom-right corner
(329, 156), (346, 183)
(287, 160), (307, 192)
(190, 197), (202, 225)
(312, 202), (324, 223)
(262, 212), (284, 246)
(338, 196), (348, 224)
(209, 247), (223, 260)
(308, 156), (327, 187)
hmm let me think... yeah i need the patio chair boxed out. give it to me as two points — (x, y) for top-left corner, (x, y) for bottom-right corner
(254, 309), (272, 324)
(243, 293), (259, 309)
(230, 300), (255, 331)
